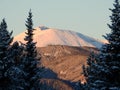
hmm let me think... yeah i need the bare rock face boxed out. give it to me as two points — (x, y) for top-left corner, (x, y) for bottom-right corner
(37, 45), (98, 87)
(39, 25), (49, 30)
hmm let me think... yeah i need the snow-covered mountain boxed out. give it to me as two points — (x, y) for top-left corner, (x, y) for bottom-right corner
(13, 26), (103, 48)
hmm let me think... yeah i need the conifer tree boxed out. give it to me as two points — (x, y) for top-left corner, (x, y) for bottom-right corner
(83, 52), (102, 89)
(0, 19), (14, 89)
(7, 41), (26, 89)
(20, 10), (42, 90)
(0, 19), (25, 90)
(83, 0), (120, 89)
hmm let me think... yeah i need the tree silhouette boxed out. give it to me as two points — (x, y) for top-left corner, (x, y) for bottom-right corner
(83, 0), (120, 89)
(20, 10), (43, 90)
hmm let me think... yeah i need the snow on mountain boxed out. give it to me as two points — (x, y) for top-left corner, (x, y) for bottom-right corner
(13, 26), (103, 48)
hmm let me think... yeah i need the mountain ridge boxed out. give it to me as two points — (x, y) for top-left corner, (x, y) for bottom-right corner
(13, 26), (103, 48)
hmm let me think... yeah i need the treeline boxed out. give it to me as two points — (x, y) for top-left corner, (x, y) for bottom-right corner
(0, 10), (43, 90)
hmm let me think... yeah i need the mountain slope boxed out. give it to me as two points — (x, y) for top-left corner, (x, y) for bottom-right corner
(37, 45), (98, 88)
(14, 26), (103, 48)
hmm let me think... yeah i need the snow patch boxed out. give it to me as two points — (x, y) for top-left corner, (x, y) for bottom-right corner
(13, 27), (103, 48)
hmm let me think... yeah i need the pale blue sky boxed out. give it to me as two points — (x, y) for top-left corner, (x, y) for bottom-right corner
(0, 0), (113, 39)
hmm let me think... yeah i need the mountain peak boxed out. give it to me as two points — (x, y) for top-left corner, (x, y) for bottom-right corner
(14, 27), (103, 48)
(38, 25), (49, 30)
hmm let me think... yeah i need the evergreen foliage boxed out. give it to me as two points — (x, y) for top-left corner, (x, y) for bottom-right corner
(83, 0), (120, 89)
(0, 19), (24, 90)
(0, 19), (14, 89)
(20, 10), (42, 90)
(0, 11), (43, 90)
(7, 41), (26, 90)
(0, 19), (25, 90)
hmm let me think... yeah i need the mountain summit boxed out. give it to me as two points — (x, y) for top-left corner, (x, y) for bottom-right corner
(14, 26), (103, 48)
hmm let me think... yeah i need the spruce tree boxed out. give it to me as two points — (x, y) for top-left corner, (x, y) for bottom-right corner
(7, 41), (26, 89)
(0, 19), (25, 90)
(0, 19), (14, 89)
(20, 10), (42, 90)
(83, 0), (120, 89)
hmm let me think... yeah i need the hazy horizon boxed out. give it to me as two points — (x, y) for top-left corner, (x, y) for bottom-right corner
(0, 0), (113, 40)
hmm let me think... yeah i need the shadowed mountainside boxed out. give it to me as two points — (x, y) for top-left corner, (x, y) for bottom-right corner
(37, 45), (98, 89)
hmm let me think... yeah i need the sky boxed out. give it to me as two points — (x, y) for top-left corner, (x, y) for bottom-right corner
(0, 0), (114, 40)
